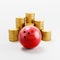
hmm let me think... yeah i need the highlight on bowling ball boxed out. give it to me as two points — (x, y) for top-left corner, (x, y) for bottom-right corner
(18, 26), (42, 49)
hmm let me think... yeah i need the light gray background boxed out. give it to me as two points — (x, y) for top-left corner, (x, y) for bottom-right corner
(0, 0), (60, 60)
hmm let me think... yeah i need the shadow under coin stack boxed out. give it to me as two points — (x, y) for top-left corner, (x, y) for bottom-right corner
(8, 13), (51, 42)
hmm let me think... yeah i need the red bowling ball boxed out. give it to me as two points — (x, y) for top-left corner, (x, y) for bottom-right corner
(18, 26), (42, 49)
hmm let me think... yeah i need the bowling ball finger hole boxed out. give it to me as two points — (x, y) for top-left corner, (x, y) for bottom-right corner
(34, 24), (36, 26)
(28, 32), (30, 35)
(24, 36), (26, 38)
(24, 31), (26, 33)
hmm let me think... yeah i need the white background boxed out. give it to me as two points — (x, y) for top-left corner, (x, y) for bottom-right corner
(0, 0), (60, 60)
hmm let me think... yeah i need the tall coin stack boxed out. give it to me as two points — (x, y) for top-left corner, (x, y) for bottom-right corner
(25, 13), (35, 26)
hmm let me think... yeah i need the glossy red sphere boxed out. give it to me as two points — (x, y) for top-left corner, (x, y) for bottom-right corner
(18, 26), (42, 49)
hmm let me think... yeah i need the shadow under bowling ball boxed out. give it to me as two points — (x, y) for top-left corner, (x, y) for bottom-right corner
(21, 46), (45, 54)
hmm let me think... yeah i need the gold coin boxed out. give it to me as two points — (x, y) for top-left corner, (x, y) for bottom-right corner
(8, 29), (19, 42)
(25, 23), (34, 26)
(34, 21), (44, 30)
(26, 19), (34, 23)
(25, 13), (35, 23)
(16, 18), (24, 23)
(26, 13), (35, 18)
(16, 18), (25, 30)
(42, 30), (51, 41)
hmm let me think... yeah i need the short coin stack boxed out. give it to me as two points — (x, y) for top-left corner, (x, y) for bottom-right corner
(42, 30), (51, 41)
(8, 13), (51, 42)
(9, 29), (19, 42)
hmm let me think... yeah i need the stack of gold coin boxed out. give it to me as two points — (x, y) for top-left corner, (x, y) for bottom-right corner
(9, 29), (19, 42)
(34, 21), (44, 30)
(25, 13), (35, 23)
(42, 30), (51, 41)
(16, 18), (25, 30)
(25, 23), (34, 26)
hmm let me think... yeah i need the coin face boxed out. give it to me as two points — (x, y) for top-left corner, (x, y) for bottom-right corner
(18, 26), (42, 49)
